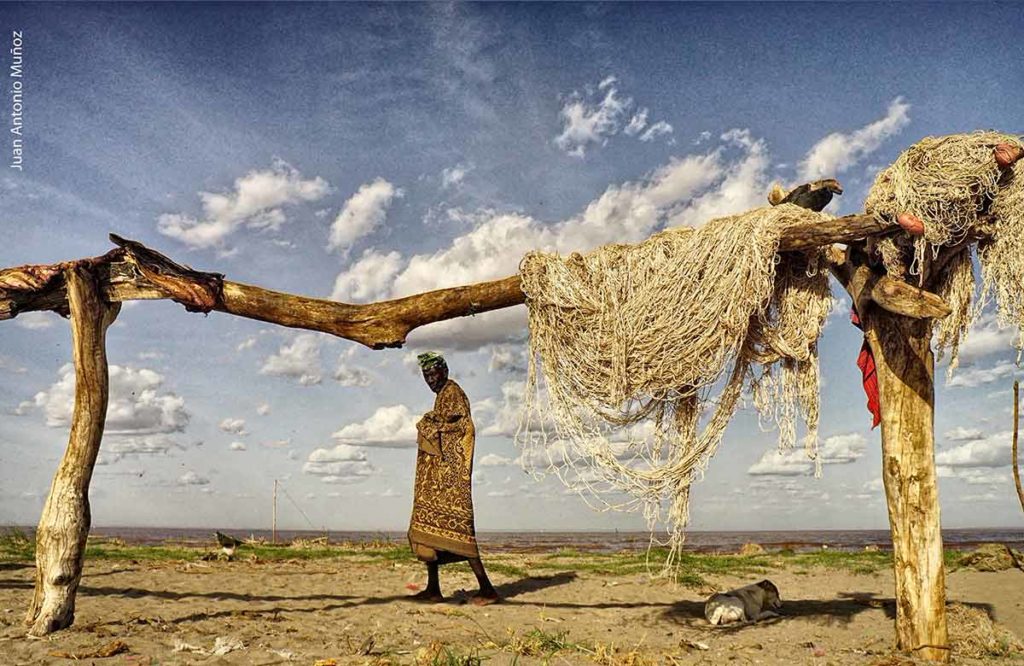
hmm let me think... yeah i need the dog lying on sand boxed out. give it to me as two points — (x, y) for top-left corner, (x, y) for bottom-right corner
(704, 580), (782, 625)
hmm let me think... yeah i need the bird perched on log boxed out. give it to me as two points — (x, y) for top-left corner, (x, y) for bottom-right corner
(767, 178), (843, 212)
(215, 531), (244, 558)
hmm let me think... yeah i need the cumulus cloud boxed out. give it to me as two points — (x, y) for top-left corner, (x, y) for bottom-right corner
(100, 434), (188, 464)
(31, 364), (189, 434)
(330, 249), (403, 302)
(748, 433), (866, 476)
(956, 311), (1019, 363)
(157, 160), (329, 249)
(555, 76), (672, 156)
(15, 312), (55, 330)
(799, 97), (910, 180)
(946, 360), (1017, 388)
(488, 344), (528, 375)
(219, 418), (248, 436)
(379, 136), (749, 349)
(935, 431), (1011, 468)
(236, 337), (257, 351)
(479, 453), (514, 467)
(818, 433), (867, 464)
(747, 448), (815, 477)
(260, 333), (323, 385)
(441, 164), (471, 190)
(944, 426), (984, 442)
(256, 403), (271, 416)
(327, 178), (403, 253)
(303, 443), (377, 483)
(332, 405), (418, 448)
(178, 471), (210, 486)
(229, 441), (247, 451)
(333, 348), (372, 387)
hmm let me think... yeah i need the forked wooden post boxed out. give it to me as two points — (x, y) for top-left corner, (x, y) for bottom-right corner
(865, 312), (948, 662)
(24, 264), (119, 636)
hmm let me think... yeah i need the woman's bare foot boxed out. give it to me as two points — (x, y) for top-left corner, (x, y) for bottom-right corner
(409, 588), (444, 603)
(470, 590), (500, 606)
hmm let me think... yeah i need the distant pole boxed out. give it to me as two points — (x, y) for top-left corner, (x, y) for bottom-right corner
(272, 480), (278, 545)
(1013, 381), (1023, 515)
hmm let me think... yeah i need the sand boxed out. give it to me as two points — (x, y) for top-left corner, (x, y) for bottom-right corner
(1, 552), (1022, 665)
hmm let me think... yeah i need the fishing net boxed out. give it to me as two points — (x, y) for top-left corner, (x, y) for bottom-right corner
(517, 204), (833, 563)
(865, 131), (1024, 369)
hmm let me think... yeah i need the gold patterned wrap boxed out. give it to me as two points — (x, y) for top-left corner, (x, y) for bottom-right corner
(408, 379), (479, 561)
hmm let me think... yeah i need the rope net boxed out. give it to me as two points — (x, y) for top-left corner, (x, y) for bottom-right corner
(865, 131), (1024, 370)
(517, 204), (833, 564)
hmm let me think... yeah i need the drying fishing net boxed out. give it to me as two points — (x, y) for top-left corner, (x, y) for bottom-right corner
(517, 204), (833, 563)
(865, 131), (1024, 369)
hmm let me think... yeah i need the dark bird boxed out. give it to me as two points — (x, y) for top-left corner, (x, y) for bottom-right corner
(768, 178), (843, 212)
(214, 531), (244, 557)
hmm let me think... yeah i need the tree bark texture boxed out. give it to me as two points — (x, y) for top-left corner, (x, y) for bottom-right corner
(864, 312), (949, 662)
(24, 265), (119, 636)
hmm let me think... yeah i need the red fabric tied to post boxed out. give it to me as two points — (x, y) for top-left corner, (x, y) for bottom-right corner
(850, 311), (881, 429)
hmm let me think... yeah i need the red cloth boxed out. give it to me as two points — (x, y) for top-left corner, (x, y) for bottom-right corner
(850, 311), (881, 429)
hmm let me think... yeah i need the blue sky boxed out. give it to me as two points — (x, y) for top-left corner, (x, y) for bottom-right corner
(1, 3), (1022, 534)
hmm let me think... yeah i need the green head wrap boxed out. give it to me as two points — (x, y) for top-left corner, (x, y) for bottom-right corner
(417, 351), (446, 370)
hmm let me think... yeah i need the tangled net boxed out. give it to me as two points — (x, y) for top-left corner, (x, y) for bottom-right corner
(517, 204), (833, 562)
(865, 131), (1024, 369)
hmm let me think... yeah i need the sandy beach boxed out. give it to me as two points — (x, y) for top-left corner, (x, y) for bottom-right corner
(1, 544), (1022, 665)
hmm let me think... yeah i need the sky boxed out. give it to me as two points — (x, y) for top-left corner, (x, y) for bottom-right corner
(0, 3), (1022, 535)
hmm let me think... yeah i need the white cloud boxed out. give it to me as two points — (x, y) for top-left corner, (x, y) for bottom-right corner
(479, 380), (528, 438)
(935, 431), (1012, 468)
(256, 403), (271, 416)
(441, 164), (471, 190)
(101, 434), (187, 464)
(330, 249), (403, 302)
(938, 466), (1009, 486)
(303, 444), (377, 484)
(818, 433), (867, 464)
(639, 121), (673, 143)
(327, 178), (403, 253)
(479, 453), (513, 467)
(32, 364), (189, 434)
(15, 311), (55, 330)
(944, 426), (984, 442)
(388, 141), (740, 349)
(748, 433), (867, 475)
(488, 344), (528, 375)
(957, 311), (1019, 363)
(219, 418), (247, 436)
(157, 160), (329, 249)
(178, 471), (210, 486)
(798, 97), (911, 180)
(623, 108), (649, 136)
(236, 337), (257, 351)
(229, 441), (247, 452)
(946, 360), (1017, 388)
(260, 333), (323, 385)
(554, 77), (672, 157)
(332, 405), (418, 448)
(333, 348), (372, 387)
(747, 448), (815, 476)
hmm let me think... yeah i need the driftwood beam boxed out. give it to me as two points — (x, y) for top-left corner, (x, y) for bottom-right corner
(25, 264), (119, 636)
(871, 277), (952, 320)
(0, 212), (913, 348)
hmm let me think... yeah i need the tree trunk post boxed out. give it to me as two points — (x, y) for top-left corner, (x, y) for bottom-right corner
(24, 264), (119, 636)
(865, 312), (949, 662)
